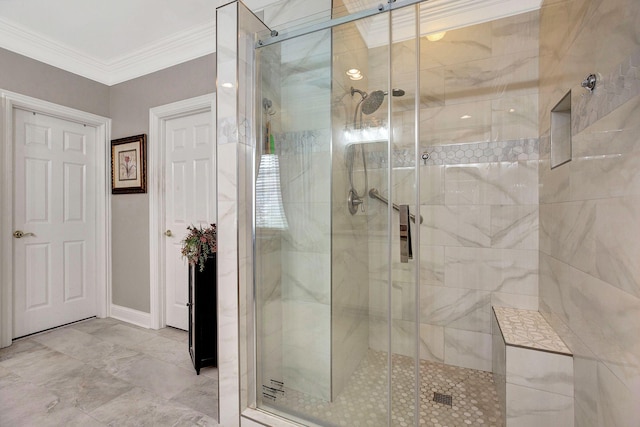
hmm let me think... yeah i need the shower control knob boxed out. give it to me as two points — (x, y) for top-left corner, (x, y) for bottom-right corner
(581, 73), (597, 92)
(348, 189), (363, 215)
(421, 152), (430, 165)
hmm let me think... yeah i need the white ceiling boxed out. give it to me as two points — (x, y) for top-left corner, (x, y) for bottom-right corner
(0, 0), (542, 86)
(0, 0), (227, 85)
(0, 0), (217, 60)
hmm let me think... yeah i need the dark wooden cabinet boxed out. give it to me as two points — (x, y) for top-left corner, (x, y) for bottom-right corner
(188, 255), (217, 374)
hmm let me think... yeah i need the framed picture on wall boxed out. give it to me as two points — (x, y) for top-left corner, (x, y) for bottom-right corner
(111, 134), (147, 194)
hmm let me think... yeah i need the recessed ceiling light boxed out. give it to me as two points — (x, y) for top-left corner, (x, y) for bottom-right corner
(221, 82), (234, 88)
(460, 114), (471, 119)
(346, 68), (363, 80)
(426, 31), (447, 42)
(509, 108), (516, 113)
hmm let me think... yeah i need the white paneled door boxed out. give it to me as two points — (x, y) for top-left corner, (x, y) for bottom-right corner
(12, 108), (97, 338)
(164, 111), (215, 330)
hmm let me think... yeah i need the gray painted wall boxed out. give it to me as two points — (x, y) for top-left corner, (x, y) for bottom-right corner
(109, 53), (217, 312)
(2, 47), (216, 315)
(0, 47), (110, 117)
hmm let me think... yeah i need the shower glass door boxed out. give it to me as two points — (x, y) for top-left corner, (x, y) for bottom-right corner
(254, 3), (421, 426)
(255, 24), (334, 422)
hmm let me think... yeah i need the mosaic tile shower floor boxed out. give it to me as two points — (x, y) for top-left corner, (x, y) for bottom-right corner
(265, 350), (503, 427)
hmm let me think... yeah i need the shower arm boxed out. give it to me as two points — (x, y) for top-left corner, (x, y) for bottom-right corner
(369, 188), (423, 224)
(351, 87), (367, 129)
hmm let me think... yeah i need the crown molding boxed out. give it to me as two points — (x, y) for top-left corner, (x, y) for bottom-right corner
(105, 22), (215, 86)
(0, 17), (110, 82)
(0, 17), (216, 86)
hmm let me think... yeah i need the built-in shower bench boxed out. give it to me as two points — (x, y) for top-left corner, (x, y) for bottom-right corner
(491, 306), (575, 427)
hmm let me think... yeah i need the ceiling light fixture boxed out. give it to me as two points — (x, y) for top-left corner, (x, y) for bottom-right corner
(346, 68), (363, 81)
(221, 82), (234, 88)
(426, 31), (447, 42)
(460, 114), (471, 119)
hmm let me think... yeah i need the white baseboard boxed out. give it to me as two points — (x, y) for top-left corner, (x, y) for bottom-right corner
(110, 304), (151, 329)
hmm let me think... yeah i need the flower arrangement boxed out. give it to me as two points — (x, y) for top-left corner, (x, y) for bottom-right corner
(181, 223), (217, 272)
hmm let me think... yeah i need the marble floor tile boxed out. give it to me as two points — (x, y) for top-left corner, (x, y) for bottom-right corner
(155, 325), (190, 343)
(200, 365), (219, 380)
(32, 327), (105, 359)
(0, 338), (46, 362)
(109, 353), (206, 400)
(0, 368), (104, 426)
(43, 364), (134, 412)
(131, 334), (194, 371)
(171, 375), (220, 419)
(89, 323), (157, 348)
(0, 318), (217, 426)
(0, 347), (85, 385)
(69, 316), (121, 334)
(89, 387), (217, 426)
(0, 364), (11, 380)
(73, 339), (142, 368)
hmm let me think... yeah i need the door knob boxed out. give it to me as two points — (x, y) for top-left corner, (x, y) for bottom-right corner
(164, 230), (173, 237)
(13, 230), (35, 239)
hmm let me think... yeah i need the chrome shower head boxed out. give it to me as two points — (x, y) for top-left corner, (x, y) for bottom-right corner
(361, 90), (385, 115)
(357, 88), (406, 115)
(350, 86), (407, 127)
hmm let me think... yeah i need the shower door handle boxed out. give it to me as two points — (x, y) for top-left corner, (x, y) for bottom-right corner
(399, 204), (412, 263)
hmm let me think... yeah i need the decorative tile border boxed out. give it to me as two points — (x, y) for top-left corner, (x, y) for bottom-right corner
(493, 306), (572, 355)
(422, 138), (539, 166)
(275, 132), (539, 166)
(367, 138), (539, 168)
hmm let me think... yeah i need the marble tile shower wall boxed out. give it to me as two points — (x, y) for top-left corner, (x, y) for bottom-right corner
(274, 30), (333, 401)
(538, 0), (640, 425)
(367, 148), (540, 372)
(366, 11), (541, 373)
(278, 129), (332, 401)
(365, 11), (540, 146)
(331, 20), (372, 399)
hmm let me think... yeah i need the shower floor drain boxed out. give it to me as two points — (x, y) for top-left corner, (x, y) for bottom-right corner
(433, 392), (453, 407)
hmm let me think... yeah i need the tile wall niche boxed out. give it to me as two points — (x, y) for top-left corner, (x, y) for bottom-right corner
(365, 10), (541, 372)
(538, 0), (640, 425)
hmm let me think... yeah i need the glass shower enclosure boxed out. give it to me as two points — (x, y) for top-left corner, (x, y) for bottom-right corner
(254, 2), (421, 426)
(246, 0), (541, 424)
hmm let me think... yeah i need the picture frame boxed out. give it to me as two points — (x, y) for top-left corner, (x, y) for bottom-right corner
(111, 134), (147, 194)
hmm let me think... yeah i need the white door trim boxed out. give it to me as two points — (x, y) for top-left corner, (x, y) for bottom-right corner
(0, 89), (112, 348)
(148, 93), (215, 330)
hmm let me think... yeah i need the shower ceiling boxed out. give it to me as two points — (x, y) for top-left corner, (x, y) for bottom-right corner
(0, 0), (542, 84)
